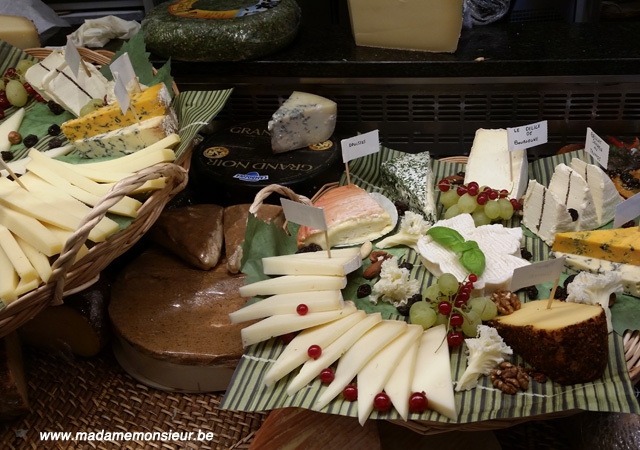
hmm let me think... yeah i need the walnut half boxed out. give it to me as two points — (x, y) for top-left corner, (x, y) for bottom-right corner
(490, 362), (530, 394)
(490, 289), (521, 315)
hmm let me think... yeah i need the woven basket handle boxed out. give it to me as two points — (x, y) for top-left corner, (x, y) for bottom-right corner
(249, 184), (313, 215)
(49, 162), (188, 304)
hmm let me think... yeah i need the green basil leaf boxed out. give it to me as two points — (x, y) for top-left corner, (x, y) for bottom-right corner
(427, 227), (465, 248)
(459, 248), (486, 276)
(450, 240), (479, 254)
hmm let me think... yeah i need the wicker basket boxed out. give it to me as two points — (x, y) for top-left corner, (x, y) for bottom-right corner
(0, 48), (188, 338)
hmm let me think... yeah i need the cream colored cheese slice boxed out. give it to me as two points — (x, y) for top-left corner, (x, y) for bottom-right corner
(0, 204), (62, 256)
(522, 179), (576, 246)
(384, 335), (421, 421)
(263, 309), (367, 387)
(0, 225), (38, 284)
(15, 236), (52, 283)
(570, 158), (623, 227)
(548, 163), (598, 230)
(239, 275), (347, 297)
(262, 251), (362, 276)
(0, 246), (19, 303)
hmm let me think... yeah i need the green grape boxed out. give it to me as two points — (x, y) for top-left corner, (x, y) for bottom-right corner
(440, 189), (459, 208)
(484, 200), (501, 220)
(423, 284), (441, 302)
(409, 302), (437, 330)
(5, 79), (28, 107)
(79, 98), (105, 116)
(467, 296), (498, 321)
(498, 198), (515, 220)
(0, 79), (5, 91)
(437, 273), (459, 295)
(457, 193), (477, 214)
(16, 59), (36, 75)
(444, 203), (461, 219)
(461, 310), (482, 337)
(472, 210), (491, 226)
(435, 312), (449, 327)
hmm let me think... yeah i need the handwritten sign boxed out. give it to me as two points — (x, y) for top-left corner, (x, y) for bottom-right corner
(509, 256), (566, 293)
(341, 130), (380, 163)
(64, 38), (83, 79)
(585, 127), (609, 169)
(613, 193), (640, 229)
(507, 121), (548, 151)
(280, 198), (327, 231)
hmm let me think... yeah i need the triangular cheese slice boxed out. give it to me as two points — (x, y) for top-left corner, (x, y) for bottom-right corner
(384, 334), (421, 421)
(570, 158), (623, 227)
(548, 163), (598, 230)
(522, 179), (576, 246)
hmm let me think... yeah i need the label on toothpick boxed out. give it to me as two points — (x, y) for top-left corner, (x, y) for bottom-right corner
(280, 198), (327, 231)
(613, 193), (640, 228)
(585, 127), (609, 169)
(113, 75), (131, 116)
(507, 120), (548, 151)
(509, 256), (566, 293)
(64, 38), (83, 79)
(110, 53), (137, 92)
(341, 130), (380, 163)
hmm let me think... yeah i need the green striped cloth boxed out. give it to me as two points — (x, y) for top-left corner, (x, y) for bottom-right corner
(221, 145), (640, 423)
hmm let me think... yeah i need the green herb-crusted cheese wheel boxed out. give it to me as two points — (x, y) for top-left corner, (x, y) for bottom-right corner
(142, 0), (302, 62)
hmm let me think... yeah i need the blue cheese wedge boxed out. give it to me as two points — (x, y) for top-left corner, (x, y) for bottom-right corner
(268, 91), (337, 153)
(73, 112), (178, 158)
(380, 151), (437, 224)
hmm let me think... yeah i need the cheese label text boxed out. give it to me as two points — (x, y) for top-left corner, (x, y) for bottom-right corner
(507, 120), (548, 151)
(585, 127), (609, 169)
(341, 129), (380, 163)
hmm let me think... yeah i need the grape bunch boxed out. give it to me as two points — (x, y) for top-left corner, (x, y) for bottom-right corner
(408, 273), (498, 347)
(0, 60), (44, 120)
(437, 178), (521, 227)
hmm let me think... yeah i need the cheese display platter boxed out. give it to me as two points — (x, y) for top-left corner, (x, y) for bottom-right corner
(220, 143), (640, 430)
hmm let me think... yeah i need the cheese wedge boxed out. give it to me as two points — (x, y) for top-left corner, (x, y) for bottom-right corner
(241, 302), (357, 347)
(0, 225), (37, 284)
(61, 83), (173, 141)
(314, 320), (407, 411)
(522, 179), (576, 246)
(287, 312), (382, 396)
(357, 324), (423, 425)
(0, 14), (40, 49)
(411, 324), (457, 420)
(24, 50), (66, 102)
(230, 290), (344, 324)
(297, 184), (394, 249)
(570, 158), (623, 227)
(262, 251), (362, 276)
(548, 163), (598, 230)
(384, 335), (421, 421)
(552, 227), (640, 266)
(263, 310), (367, 387)
(0, 108), (25, 153)
(239, 275), (347, 297)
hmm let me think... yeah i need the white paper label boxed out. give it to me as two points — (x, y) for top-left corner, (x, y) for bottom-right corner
(64, 38), (82, 79)
(280, 198), (327, 230)
(507, 120), (548, 151)
(110, 53), (137, 90)
(341, 130), (380, 163)
(613, 193), (640, 228)
(585, 127), (609, 169)
(509, 256), (566, 292)
(113, 75), (131, 116)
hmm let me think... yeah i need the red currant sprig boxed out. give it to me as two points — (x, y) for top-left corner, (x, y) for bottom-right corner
(409, 392), (429, 414)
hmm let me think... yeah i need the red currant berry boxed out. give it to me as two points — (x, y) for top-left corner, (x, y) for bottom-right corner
(408, 392), (429, 414)
(499, 189), (509, 198)
(281, 332), (296, 344)
(319, 368), (335, 384)
(0, 96), (9, 110)
(488, 189), (499, 200)
(343, 384), (358, 401)
(308, 344), (322, 359)
(437, 301), (452, 316)
(296, 303), (309, 315)
(467, 181), (479, 195)
(476, 192), (488, 205)
(447, 331), (464, 347)
(36, 94), (46, 103)
(449, 312), (464, 327)
(468, 273), (478, 283)
(456, 291), (470, 303)
(454, 297), (467, 308)
(456, 184), (468, 196)
(510, 198), (520, 211)
(437, 178), (451, 192)
(373, 392), (392, 412)
(4, 67), (17, 79)
(23, 82), (35, 96)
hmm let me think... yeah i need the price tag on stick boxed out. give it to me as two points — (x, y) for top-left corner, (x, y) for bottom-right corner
(341, 130), (380, 185)
(585, 128), (609, 169)
(280, 198), (331, 257)
(509, 256), (566, 309)
(613, 193), (640, 229)
(109, 53), (140, 93)
(113, 73), (140, 122)
(65, 38), (91, 79)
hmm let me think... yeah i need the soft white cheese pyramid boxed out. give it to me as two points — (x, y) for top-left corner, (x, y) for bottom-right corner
(522, 179), (576, 246)
(570, 158), (623, 227)
(548, 163), (598, 230)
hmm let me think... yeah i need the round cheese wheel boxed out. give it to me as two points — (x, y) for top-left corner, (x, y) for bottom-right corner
(142, 0), (302, 62)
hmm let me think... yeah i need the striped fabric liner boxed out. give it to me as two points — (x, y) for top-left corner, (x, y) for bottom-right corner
(221, 146), (640, 420)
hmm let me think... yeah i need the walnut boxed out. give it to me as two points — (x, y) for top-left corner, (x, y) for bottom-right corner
(490, 289), (521, 315)
(490, 362), (530, 394)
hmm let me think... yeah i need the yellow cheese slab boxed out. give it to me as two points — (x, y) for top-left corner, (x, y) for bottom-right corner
(0, 246), (19, 303)
(46, 226), (90, 263)
(262, 252), (362, 276)
(0, 225), (38, 284)
(16, 236), (52, 283)
(493, 299), (604, 330)
(552, 228), (640, 266)
(16, 277), (40, 297)
(0, 204), (62, 256)
(61, 83), (173, 141)
(239, 275), (347, 297)
(0, 15), (40, 49)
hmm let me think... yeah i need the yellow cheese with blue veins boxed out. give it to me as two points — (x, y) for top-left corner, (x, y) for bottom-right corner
(552, 228), (640, 266)
(61, 83), (173, 141)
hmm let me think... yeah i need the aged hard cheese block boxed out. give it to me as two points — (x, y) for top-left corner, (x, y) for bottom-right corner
(552, 228), (640, 266)
(0, 14), (40, 49)
(73, 113), (179, 158)
(297, 184), (394, 249)
(490, 300), (608, 385)
(239, 275), (347, 297)
(268, 91), (337, 153)
(380, 151), (437, 223)
(230, 290), (344, 324)
(411, 324), (457, 420)
(262, 310), (366, 387)
(241, 302), (357, 347)
(61, 83), (173, 141)
(357, 324), (423, 425)
(314, 320), (407, 411)
(522, 179), (576, 246)
(464, 128), (529, 199)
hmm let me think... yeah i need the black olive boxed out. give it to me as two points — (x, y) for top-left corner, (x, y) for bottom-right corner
(0, 151), (13, 161)
(356, 284), (372, 298)
(23, 134), (38, 148)
(48, 137), (63, 149)
(47, 100), (65, 115)
(48, 124), (61, 136)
